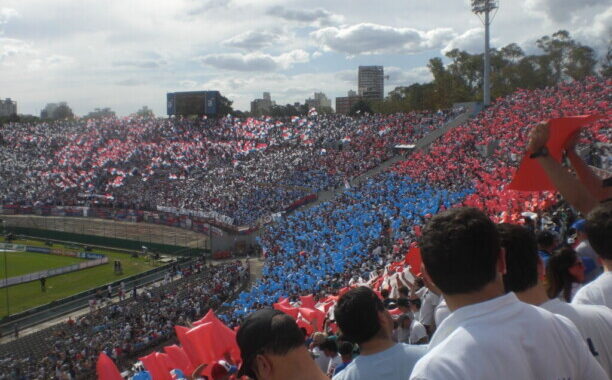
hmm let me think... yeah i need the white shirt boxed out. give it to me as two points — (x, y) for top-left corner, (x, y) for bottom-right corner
(434, 298), (451, 327)
(418, 289), (440, 327)
(333, 343), (426, 380)
(409, 320), (428, 344)
(327, 354), (343, 377)
(573, 271), (612, 308)
(409, 293), (607, 380)
(312, 346), (330, 373)
(540, 298), (612, 377)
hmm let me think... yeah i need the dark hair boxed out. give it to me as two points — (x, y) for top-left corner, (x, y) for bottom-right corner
(409, 298), (421, 309)
(334, 287), (383, 344)
(546, 247), (578, 302)
(498, 224), (539, 293)
(585, 203), (612, 260)
(420, 207), (500, 295)
(319, 339), (338, 354)
(536, 231), (555, 249)
(338, 342), (354, 356)
(380, 288), (390, 298)
(396, 298), (410, 309)
(398, 286), (409, 297)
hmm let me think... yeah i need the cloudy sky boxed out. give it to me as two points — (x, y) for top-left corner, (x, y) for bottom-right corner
(1, 0), (610, 116)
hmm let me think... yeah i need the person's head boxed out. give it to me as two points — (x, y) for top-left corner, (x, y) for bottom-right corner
(334, 286), (393, 344)
(585, 203), (612, 261)
(311, 332), (327, 347)
(210, 360), (238, 380)
(398, 286), (409, 299)
(396, 298), (410, 313)
(236, 309), (306, 380)
(319, 339), (338, 358)
(380, 288), (390, 300)
(419, 207), (502, 295)
(338, 342), (353, 362)
(546, 247), (584, 302)
(409, 298), (421, 312)
(571, 219), (588, 242)
(498, 224), (539, 293)
(536, 231), (555, 252)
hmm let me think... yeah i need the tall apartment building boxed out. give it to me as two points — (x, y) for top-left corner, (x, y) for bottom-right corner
(305, 92), (332, 110)
(358, 66), (384, 101)
(0, 98), (17, 117)
(250, 92), (275, 115)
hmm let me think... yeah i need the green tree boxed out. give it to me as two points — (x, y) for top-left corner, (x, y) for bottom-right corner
(350, 99), (372, 115)
(136, 106), (154, 118)
(53, 104), (74, 120)
(217, 95), (234, 117)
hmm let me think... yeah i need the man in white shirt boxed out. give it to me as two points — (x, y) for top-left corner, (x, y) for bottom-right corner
(310, 332), (330, 373)
(395, 314), (428, 345)
(320, 339), (343, 377)
(572, 203), (612, 308)
(333, 286), (426, 380)
(410, 207), (607, 380)
(499, 223), (612, 377)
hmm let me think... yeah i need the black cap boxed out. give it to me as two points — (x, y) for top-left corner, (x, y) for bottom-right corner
(236, 308), (305, 378)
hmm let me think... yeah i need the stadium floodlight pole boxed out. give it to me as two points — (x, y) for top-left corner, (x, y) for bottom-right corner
(472, 0), (499, 107)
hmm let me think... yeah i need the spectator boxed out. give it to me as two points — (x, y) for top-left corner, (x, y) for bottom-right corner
(546, 247), (585, 302)
(333, 286), (426, 380)
(319, 339), (342, 377)
(310, 332), (330, 373)
(572, 219), (603, 282)
(394, 314), (427, 345)
(572, 203), (612, 308)
(332, 342), (354, 377)
(236, 309), (327, 380)
(499, 222), (612, 376)
(410, 207), (607, 380)
(536, 230), (556, 266)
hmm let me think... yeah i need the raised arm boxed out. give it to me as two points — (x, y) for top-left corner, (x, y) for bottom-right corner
(527, 122), (599, 215)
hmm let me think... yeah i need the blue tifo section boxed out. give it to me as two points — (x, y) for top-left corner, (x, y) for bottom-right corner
(226, 173), (474, 318)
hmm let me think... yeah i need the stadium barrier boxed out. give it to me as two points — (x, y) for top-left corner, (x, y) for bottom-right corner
(0, 257), (108, 288)
(6, 227), (205, 256)
(0, 243), (26, 252)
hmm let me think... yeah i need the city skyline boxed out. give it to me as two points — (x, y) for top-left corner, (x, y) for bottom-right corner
(0, 0), (609, 116)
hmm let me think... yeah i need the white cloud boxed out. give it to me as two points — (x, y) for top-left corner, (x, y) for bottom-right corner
(222, 30), (280, 51)
(385, 66), (432, 86)
(574, 7), (612, 53)
(200, 49), (309, 71)
(267, 6), (343, 26)
(525, 0), (607, 23)
(0, 7), (19, 27)
(442, 28), (484, 54)
(311, 23), (456, 56)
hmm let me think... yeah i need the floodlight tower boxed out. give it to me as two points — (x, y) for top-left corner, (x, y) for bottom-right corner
(472, 0), (498, 107)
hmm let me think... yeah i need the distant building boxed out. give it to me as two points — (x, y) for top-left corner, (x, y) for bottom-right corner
(41, 102), (66, 119)
(0, 98), (17, 117)
(305, 92), (332, 111)
(250, 92), (275, 115)
(358, 66), (384, 100)
(335, 95), (361, 115)
(348, 90), (357, 97)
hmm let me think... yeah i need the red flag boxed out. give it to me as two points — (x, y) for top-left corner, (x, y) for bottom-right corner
(508, 115), (602, 191)
(300, 295), (316, 308)
(185, 321), (241, 366)
(298, 307), (325, 331)
(139, 352), (172, 380)
(175, 326), (201, 367)
(96, 353), (123, 380)
(404, 246), (422, 277)
(273, 302), (299, 318)
(164, 345), (195, 375)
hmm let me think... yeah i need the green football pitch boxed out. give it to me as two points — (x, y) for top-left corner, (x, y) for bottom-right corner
(0, 237), (161, 316)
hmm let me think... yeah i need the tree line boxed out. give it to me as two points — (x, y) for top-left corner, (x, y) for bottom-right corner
(369, 30), (610, 114)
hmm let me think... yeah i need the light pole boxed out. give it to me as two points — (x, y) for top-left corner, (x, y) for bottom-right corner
(472, 0), (499, 107)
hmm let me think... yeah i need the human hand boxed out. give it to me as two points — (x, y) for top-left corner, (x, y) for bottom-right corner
(526, 121), (550, 154)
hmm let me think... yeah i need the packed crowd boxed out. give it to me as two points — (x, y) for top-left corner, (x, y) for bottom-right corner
(0, 110), (458, 226)
(0, 259), (248, 380)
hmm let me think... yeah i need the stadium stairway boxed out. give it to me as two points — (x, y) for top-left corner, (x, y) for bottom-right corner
(292, 102), (480, 211)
